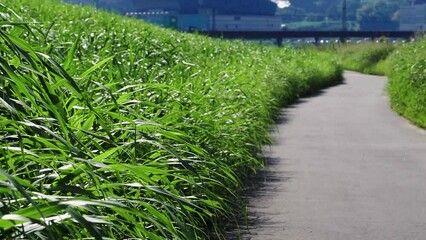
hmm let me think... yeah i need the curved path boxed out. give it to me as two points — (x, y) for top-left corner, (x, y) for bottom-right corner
(231, 71), (426, 239)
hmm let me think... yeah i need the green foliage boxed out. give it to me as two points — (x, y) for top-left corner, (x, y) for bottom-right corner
(277, 6), (306, 22)
(326, 0), (360, 21)
(284, 0), (415, 30)
(0, 0), (342, 239)
(386, 39), (426, 128)
(357, 0), (400, 22)
(331, 42), (396, 75)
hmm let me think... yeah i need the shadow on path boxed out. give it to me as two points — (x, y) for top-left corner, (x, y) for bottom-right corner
(223, 157), (292, 240)
(222, 84), (344, 239)
(225, 71), (426, 240)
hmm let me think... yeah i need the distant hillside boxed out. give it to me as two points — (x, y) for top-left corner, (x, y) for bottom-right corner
(280, 0), (421, 30)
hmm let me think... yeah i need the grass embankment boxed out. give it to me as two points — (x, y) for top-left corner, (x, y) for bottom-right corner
(331, 42), (396, 75)
(386, 39), (426, 128)
(331, 40), (426, 128)
(0, 0), (342, 239)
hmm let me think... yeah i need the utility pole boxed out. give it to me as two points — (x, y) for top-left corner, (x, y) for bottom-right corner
(342, 0), (347, 31)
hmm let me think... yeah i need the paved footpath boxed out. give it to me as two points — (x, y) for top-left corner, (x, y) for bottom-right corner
(233, 71), (426, 240)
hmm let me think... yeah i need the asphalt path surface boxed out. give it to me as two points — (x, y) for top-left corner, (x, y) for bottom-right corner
(230, 71), (426, 240)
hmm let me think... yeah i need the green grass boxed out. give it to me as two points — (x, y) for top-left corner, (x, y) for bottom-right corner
(386, 38), (426, 128)
(0, 0), (342, 239)
(329, 42), (396, 75)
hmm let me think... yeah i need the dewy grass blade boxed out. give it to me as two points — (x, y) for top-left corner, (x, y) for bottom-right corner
(63, 37), (80, 70)
(79, 56), (114, 79)
(0, 96), (19, 116)
(66, 208), (103, 240)
(36, 52), (83, 99)
(13, 203), (66, 220)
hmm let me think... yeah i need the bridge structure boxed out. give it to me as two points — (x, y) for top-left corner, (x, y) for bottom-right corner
(197, 30), (417, 45)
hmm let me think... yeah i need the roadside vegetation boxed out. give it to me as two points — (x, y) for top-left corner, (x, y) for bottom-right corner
(329, 38), (426, 128)
(331, 42), (396, 75)
(386, 38), (426, 128)
(0, 0), (344, 239)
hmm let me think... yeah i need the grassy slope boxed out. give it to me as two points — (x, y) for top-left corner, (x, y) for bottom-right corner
(386, 39), (426, 128)
(330, 40), (426, 128)
(0, 0), (342, 239)
(331, 42), (396, 75)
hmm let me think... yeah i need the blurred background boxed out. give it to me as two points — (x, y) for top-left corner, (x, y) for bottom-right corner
(64, 0), (426, 32)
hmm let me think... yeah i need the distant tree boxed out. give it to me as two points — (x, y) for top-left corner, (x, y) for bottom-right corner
(356, 0), (402, 30)
(357, 0), (399, 23)
(276, 6), (306, 22)
(326, 0), (360, 21)
(289, 0), (361, 17)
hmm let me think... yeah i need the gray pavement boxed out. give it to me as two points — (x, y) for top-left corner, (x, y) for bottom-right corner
(233, 71), (426, 240)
